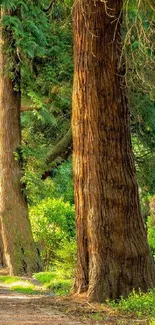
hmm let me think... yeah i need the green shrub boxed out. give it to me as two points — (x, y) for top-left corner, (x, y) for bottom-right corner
(29, 198), (75, 269)
(54, 238), (76, 277)
(33, 271), (57, 284)
(10, 281), (36, 294)
(147, 216), (155, 259)
(0, 276), (45, 295)
(51, 160), (74, 204)
(0, 275), (22, 284)
(34, 271), (72, 296)
(108, 289), (155, 317)
(47, 279), (72, 296)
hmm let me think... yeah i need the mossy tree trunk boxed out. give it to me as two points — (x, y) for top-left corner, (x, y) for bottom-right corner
(72, 0), (155, 302)
(0, 8), (42, 275)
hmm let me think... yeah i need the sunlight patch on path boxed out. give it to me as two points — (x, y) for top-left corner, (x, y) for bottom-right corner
(0, 295), (31, 299)
(0, 284), (85, 324)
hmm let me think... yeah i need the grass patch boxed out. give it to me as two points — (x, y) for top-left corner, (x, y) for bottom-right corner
(0, 275), (22, 284)
(108, 289), (155, 318)
(10, 281), (37, 294)
(0, 272), (73, 296)
(0, 275), (46, 295)
(89, 312), (105, 321)
(34, 271), (56, 284)
(34, 270), (73, 296)
(46, 278), (72, 296)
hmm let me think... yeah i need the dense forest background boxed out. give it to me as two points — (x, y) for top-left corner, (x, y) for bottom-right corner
(0, 0), (155, 304)
(14, 0), (155, 270)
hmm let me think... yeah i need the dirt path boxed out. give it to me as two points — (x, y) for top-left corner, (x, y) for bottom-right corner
(0, 285), (84, 325)
(0, 281), (150, 325)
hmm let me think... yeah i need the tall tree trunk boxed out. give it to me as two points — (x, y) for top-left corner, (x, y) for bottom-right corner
(72, 0), (155, 302)
(0, 9), (42, 275)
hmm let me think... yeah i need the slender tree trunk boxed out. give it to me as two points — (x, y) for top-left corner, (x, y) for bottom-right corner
(72, 0), (155, 302)
(0, 9), (42, 275)
(0, 221), (5, 267)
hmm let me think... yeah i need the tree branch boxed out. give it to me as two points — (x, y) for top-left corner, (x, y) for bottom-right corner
(43, 0), (56, 12)
(146, 0), (155, 11)
(21, 105), (38, 112)
(46, 127), (72, 164)
(42, 127), (72, 179)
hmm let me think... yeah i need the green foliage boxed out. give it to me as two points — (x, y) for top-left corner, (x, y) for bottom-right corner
(34, 271), (72, 296)
(0, 275), (47, 295)
(10, 282), (37, 294)
(2, 0), (155, 302)
(0, 275), (22, 284)
(18, 0), (73, 211)
(54, 238), (77, 277)
(1, 0), (73, 212)
(50, 159), (74, 204)
(131, 93), (155, 151)
(30, 197), (75, 238)
(147, 216), (155, 258)
(2, 1), (49, 58)
(89, 313), (104, 321)
(131, 91), (155, 206)
(108, 289), (155, 318)
(150, 321), (155, 325)
(20, 0), (73, 116)
(33, 271), (56, 284)
(29, 198), (75, 269)
(46, 279), (72, 296)
(124, 0), (155, 96)
(0, 0), (17, 10)
(132, 134), (155, 198)
(21, 153), (73, 207)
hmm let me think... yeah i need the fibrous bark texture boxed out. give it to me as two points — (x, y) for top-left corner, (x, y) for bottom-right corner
(0, 9), (42, 275)
(72, 0), (155, 302)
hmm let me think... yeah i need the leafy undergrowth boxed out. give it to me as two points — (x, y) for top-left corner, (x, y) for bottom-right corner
(10, 282), (37, 294)
(0, 270), (73, 296)
(33, 270), (73, 296)
(0, 275), (22, 284)
(107, 288), (155, 319)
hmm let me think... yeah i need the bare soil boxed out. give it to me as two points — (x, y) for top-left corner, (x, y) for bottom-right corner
(0, 270), (150, 325)
(0, 287), (150, 325)
(0, 287), (83, 325)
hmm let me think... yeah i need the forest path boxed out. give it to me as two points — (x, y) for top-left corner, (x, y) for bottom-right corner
(0, 269), (150, 325)
(0, 285), (150, 325)
(0, 285), (84, 325)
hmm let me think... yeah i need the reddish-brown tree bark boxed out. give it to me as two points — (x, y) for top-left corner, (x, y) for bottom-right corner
(72, 0), (155, 302)
(0, 9), (42, 275)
